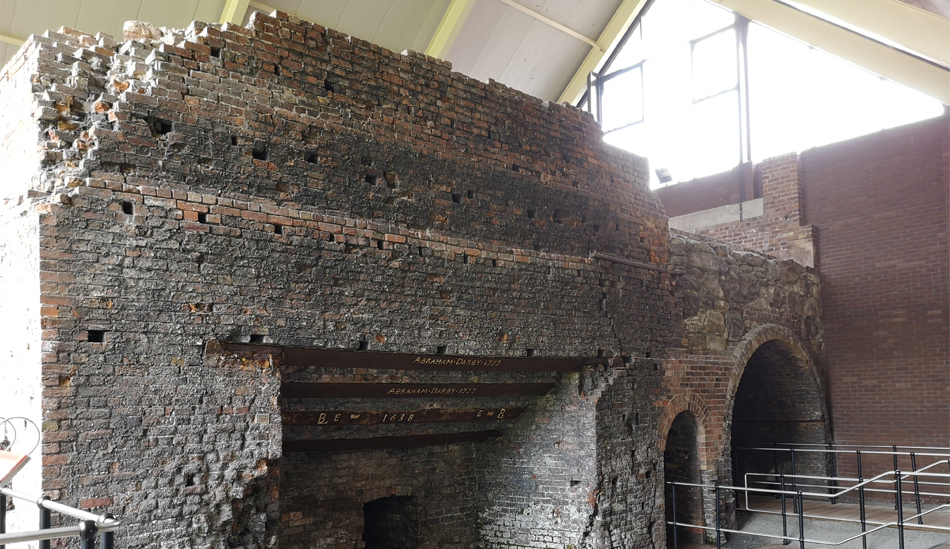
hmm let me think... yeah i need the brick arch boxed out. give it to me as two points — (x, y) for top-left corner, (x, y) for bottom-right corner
(724, 324), (832, 487)
(658, 392), (711, 470)
(725, 324), (830, 439)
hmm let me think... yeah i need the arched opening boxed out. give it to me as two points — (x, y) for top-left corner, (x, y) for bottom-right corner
(731, 338), (829, 498)
(362, 495), (419, 548)
(665, 411), (704, 547)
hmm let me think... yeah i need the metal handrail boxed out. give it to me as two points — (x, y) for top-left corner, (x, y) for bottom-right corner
(0, 487), (119, 548)
(743, 471), (950, 501)
(742, 465), (950, 507)
(771, 443), (950, 451)
(736, 446), (950, 458)
(667, 460), (950, 549)
(666, 501), (950, 547)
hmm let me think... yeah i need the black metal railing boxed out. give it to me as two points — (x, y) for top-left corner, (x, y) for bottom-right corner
(0, 486), (120, 548)
(667, 459), (950, 549)
(734, 445), (950, 512)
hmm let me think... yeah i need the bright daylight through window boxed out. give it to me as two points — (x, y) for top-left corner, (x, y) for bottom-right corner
(582, 0), (946, 188)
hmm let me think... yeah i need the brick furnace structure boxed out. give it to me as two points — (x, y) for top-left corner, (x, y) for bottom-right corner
(0, 12), (825, 548)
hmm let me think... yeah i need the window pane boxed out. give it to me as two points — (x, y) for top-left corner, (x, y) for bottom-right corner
(746, 21), (944, 162)
(609, 25), (644, 72)
(602, 67), (644, 132)
(642, 0), (691, 57)
(688, 90), (740, 178)
(692, 28), (737, 100)
(689, 0), (735, 38)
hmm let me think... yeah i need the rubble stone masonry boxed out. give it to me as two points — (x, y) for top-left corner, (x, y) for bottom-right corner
(0, 11), (823, 548)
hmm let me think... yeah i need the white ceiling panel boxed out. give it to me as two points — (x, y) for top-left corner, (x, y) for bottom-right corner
(294, 0), (352, 32)
(409, 0), (451, 53)
(263, 0), (304, 18)
(467, 5), (536, 82)
(445, 0), (509, 76)
(1, 0), (17, 35)
(193, 0), (228, 24)
(137, 0), (202, 28)
(501, 19), (589, 99)
(336, 1), (391, 46)
(372, 0), (437, 53)
(75, 0), (144, 39)
(9, 0), (82, 38)
(520, 29), (589, 99)
(515, 0), (620, 39)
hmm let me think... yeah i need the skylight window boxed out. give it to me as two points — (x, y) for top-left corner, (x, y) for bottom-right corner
(581, 0), (946, 188)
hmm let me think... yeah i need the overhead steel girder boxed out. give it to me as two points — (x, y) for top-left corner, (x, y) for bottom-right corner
(426, 0), (477, 59)
(220, 0), (252, 25)
(714, 0), (950, 104)
(789, 0), (950, 68)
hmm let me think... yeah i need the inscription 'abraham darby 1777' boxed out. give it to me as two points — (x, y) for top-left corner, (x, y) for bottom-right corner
(210, 342), (589, 372)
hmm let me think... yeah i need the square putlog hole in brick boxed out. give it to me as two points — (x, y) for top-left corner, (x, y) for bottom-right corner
(252, 145), (268, 161)
(87, 330), (106, 343)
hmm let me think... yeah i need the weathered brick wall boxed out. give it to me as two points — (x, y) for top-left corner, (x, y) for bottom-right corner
(0, 9), (830, 549)
(476, 371), (599, 548)
(0, 11), (682, 549)
(800, 115), (949, 493)
(656, 163), (757, 218)
(279, 446), (478, 548)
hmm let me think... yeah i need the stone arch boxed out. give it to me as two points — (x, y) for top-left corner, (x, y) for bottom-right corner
(725, 324), (832, 494)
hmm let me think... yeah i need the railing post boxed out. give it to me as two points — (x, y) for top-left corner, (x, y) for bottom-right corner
(796, 491), (805, 549)
(857, 450), (867, 549)
(39, 496), (51, 549)
(1, 492), (6, 549)
(100, 513), (115, 549)
(773, 444), (781, 499)
(79, 519), (98, 549)
(895, 469), (905, 549)
(790, 448), (798, 513)
(893, 445), (900, 510)
(829, 443), (838, 504)
(909, 452), (922, 525)
(715, 483), (722, 549)
(780, 473), (789, 546)
(671, 483), (678, 549)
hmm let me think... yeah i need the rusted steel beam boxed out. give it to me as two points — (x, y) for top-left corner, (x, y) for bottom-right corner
(282, 407), (524, 426)
(283, 431), (501, 452)
(208, 341), (588, 372)
(281, 382), (555, 399)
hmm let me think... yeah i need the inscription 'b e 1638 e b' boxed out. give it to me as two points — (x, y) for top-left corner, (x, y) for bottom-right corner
(281, 408), (523, 426)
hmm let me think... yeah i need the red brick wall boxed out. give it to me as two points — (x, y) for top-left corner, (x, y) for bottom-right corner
(656, 163), (757, 218)
(663, 155), (817, 266)
(801, 116), (950, 471)
(659, 115), (949, 496)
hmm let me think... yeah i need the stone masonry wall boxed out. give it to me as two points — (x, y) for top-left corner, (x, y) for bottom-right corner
(661, 233), (826, 537)
(0, 11), (680, 549)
